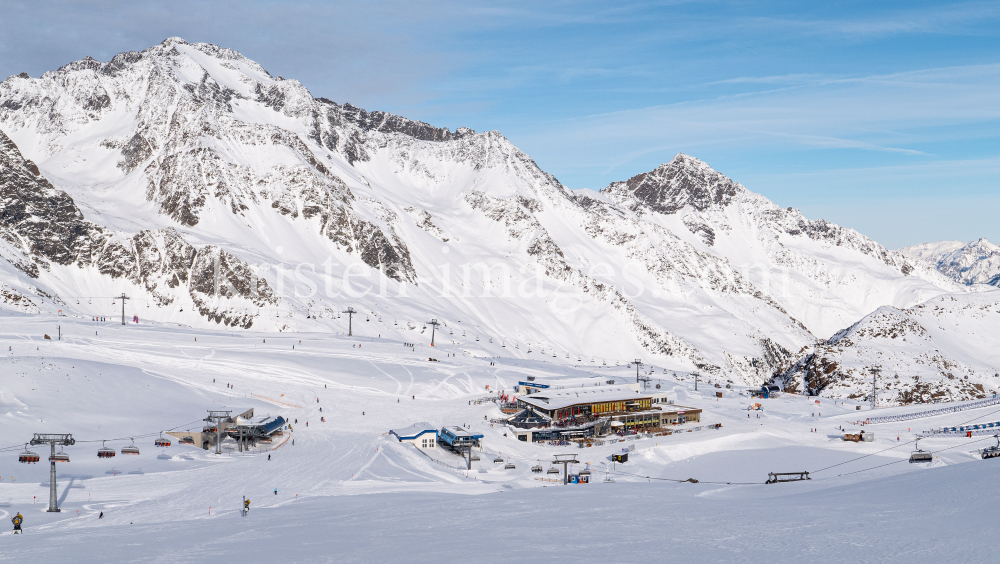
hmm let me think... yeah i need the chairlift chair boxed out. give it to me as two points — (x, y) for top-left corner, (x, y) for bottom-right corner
(531, 464), (543, 473)
(469, 453), (480, 461)
(494, 456), (504, 463)
(18, 444), (39, 464)
(505, 462), (516, 469)
(154, 434), (171, 448)
(909, 438), (932, 463)
(122, 438), (140, 455)
(50, 448), (70, 463)
(546, 466), (560, 475)
(98, 440), (116, 459)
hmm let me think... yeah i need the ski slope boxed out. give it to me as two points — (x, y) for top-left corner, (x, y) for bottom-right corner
(0, 311), (998, 562)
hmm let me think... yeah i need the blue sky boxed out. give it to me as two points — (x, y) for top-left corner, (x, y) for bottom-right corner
(2, 0), (998, 248)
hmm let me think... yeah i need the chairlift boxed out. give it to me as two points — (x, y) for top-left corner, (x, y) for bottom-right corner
(98, 440), (116, 459)
(122, 438), (140, 455)
(505, 462), (516, 469)
(546, 466), (560, 475)
(154, 433), (171, 448)
(50, 448), (70, 463)
(18, 444), (39, 464)
(909, 438), (932, 463)
(531, 464), (543, 473)
(469, 453), (480, 462)
(494, 456), (504, 463)
(580, 468), (591, 476)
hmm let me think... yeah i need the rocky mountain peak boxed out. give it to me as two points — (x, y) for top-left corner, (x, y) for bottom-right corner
(600, 153), (743, 214)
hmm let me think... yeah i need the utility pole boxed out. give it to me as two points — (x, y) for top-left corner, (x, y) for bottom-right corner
(117, 293), (130, 325)
(29, 434), (74, 512)
(427, 319), (440, 346)
(553, 454), (578, 485)
(205, 410), (232, 454)
(343, 307), (356, 337)
(634, 359), (641, 384)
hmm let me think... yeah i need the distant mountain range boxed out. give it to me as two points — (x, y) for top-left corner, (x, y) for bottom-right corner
(1, 37), (997, 403)
(900, 239), (1000, 287)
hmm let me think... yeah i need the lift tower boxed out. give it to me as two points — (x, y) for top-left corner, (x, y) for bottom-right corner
(634, 359), (642, 384)
(427, 319), (440, 346)
(552, 453), (579, 485)
(30, 433), (74, 512)
(205, 410), (232, 454)
(343, 307), (357, 337)
(118, 293), (130, 325)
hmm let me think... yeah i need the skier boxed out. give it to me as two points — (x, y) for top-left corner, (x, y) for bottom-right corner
(268, 454), (271, 461)
(12, 513), (22, 534)
(274, 488), (277, 496)
(99, 511), (103, 519)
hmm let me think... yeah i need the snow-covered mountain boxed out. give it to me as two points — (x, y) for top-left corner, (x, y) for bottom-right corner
(0, 37), (980, 390)
(900, 239), (1000, 287)
(775, 291), (1000, 404)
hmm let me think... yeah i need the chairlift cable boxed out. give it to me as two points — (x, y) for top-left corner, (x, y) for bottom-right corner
(810, 439), (916, 474)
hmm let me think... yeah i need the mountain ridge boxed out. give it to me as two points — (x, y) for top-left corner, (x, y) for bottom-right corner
(0, 37), (991, 402)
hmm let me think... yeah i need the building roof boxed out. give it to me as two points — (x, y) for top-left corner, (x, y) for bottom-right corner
(389, 422), (437, 441)
(440, 426), (484, 440)
(518, 386), (650, 411)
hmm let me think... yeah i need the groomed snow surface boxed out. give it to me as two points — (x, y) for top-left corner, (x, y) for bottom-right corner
(0, 312), (997, 563)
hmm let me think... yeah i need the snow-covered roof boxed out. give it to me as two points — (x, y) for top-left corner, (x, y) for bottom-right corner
(389, 422), (437, 441)
(518, 386), (650, 411)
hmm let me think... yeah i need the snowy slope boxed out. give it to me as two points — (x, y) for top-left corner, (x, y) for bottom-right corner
(900, 238), (1000, 287)
(0, 38), (968, 387)
(1, 312), (999, 563)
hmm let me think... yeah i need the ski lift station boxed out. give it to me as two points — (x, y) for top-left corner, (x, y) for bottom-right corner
(166, 408), (286, 450)
(388, 424), (483, 451)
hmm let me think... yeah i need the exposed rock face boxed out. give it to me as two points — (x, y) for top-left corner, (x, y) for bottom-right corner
(0, 128), (276, 327)
(0, 38), (415, 282)
(603, 153), (740, 214)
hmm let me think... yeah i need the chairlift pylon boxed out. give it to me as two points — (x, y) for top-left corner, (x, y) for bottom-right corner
(18, 444), (39, 464)
(98, 440), (116, 459)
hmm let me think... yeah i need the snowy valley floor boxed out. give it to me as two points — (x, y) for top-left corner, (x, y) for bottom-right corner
(0, 311), (998, 563)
